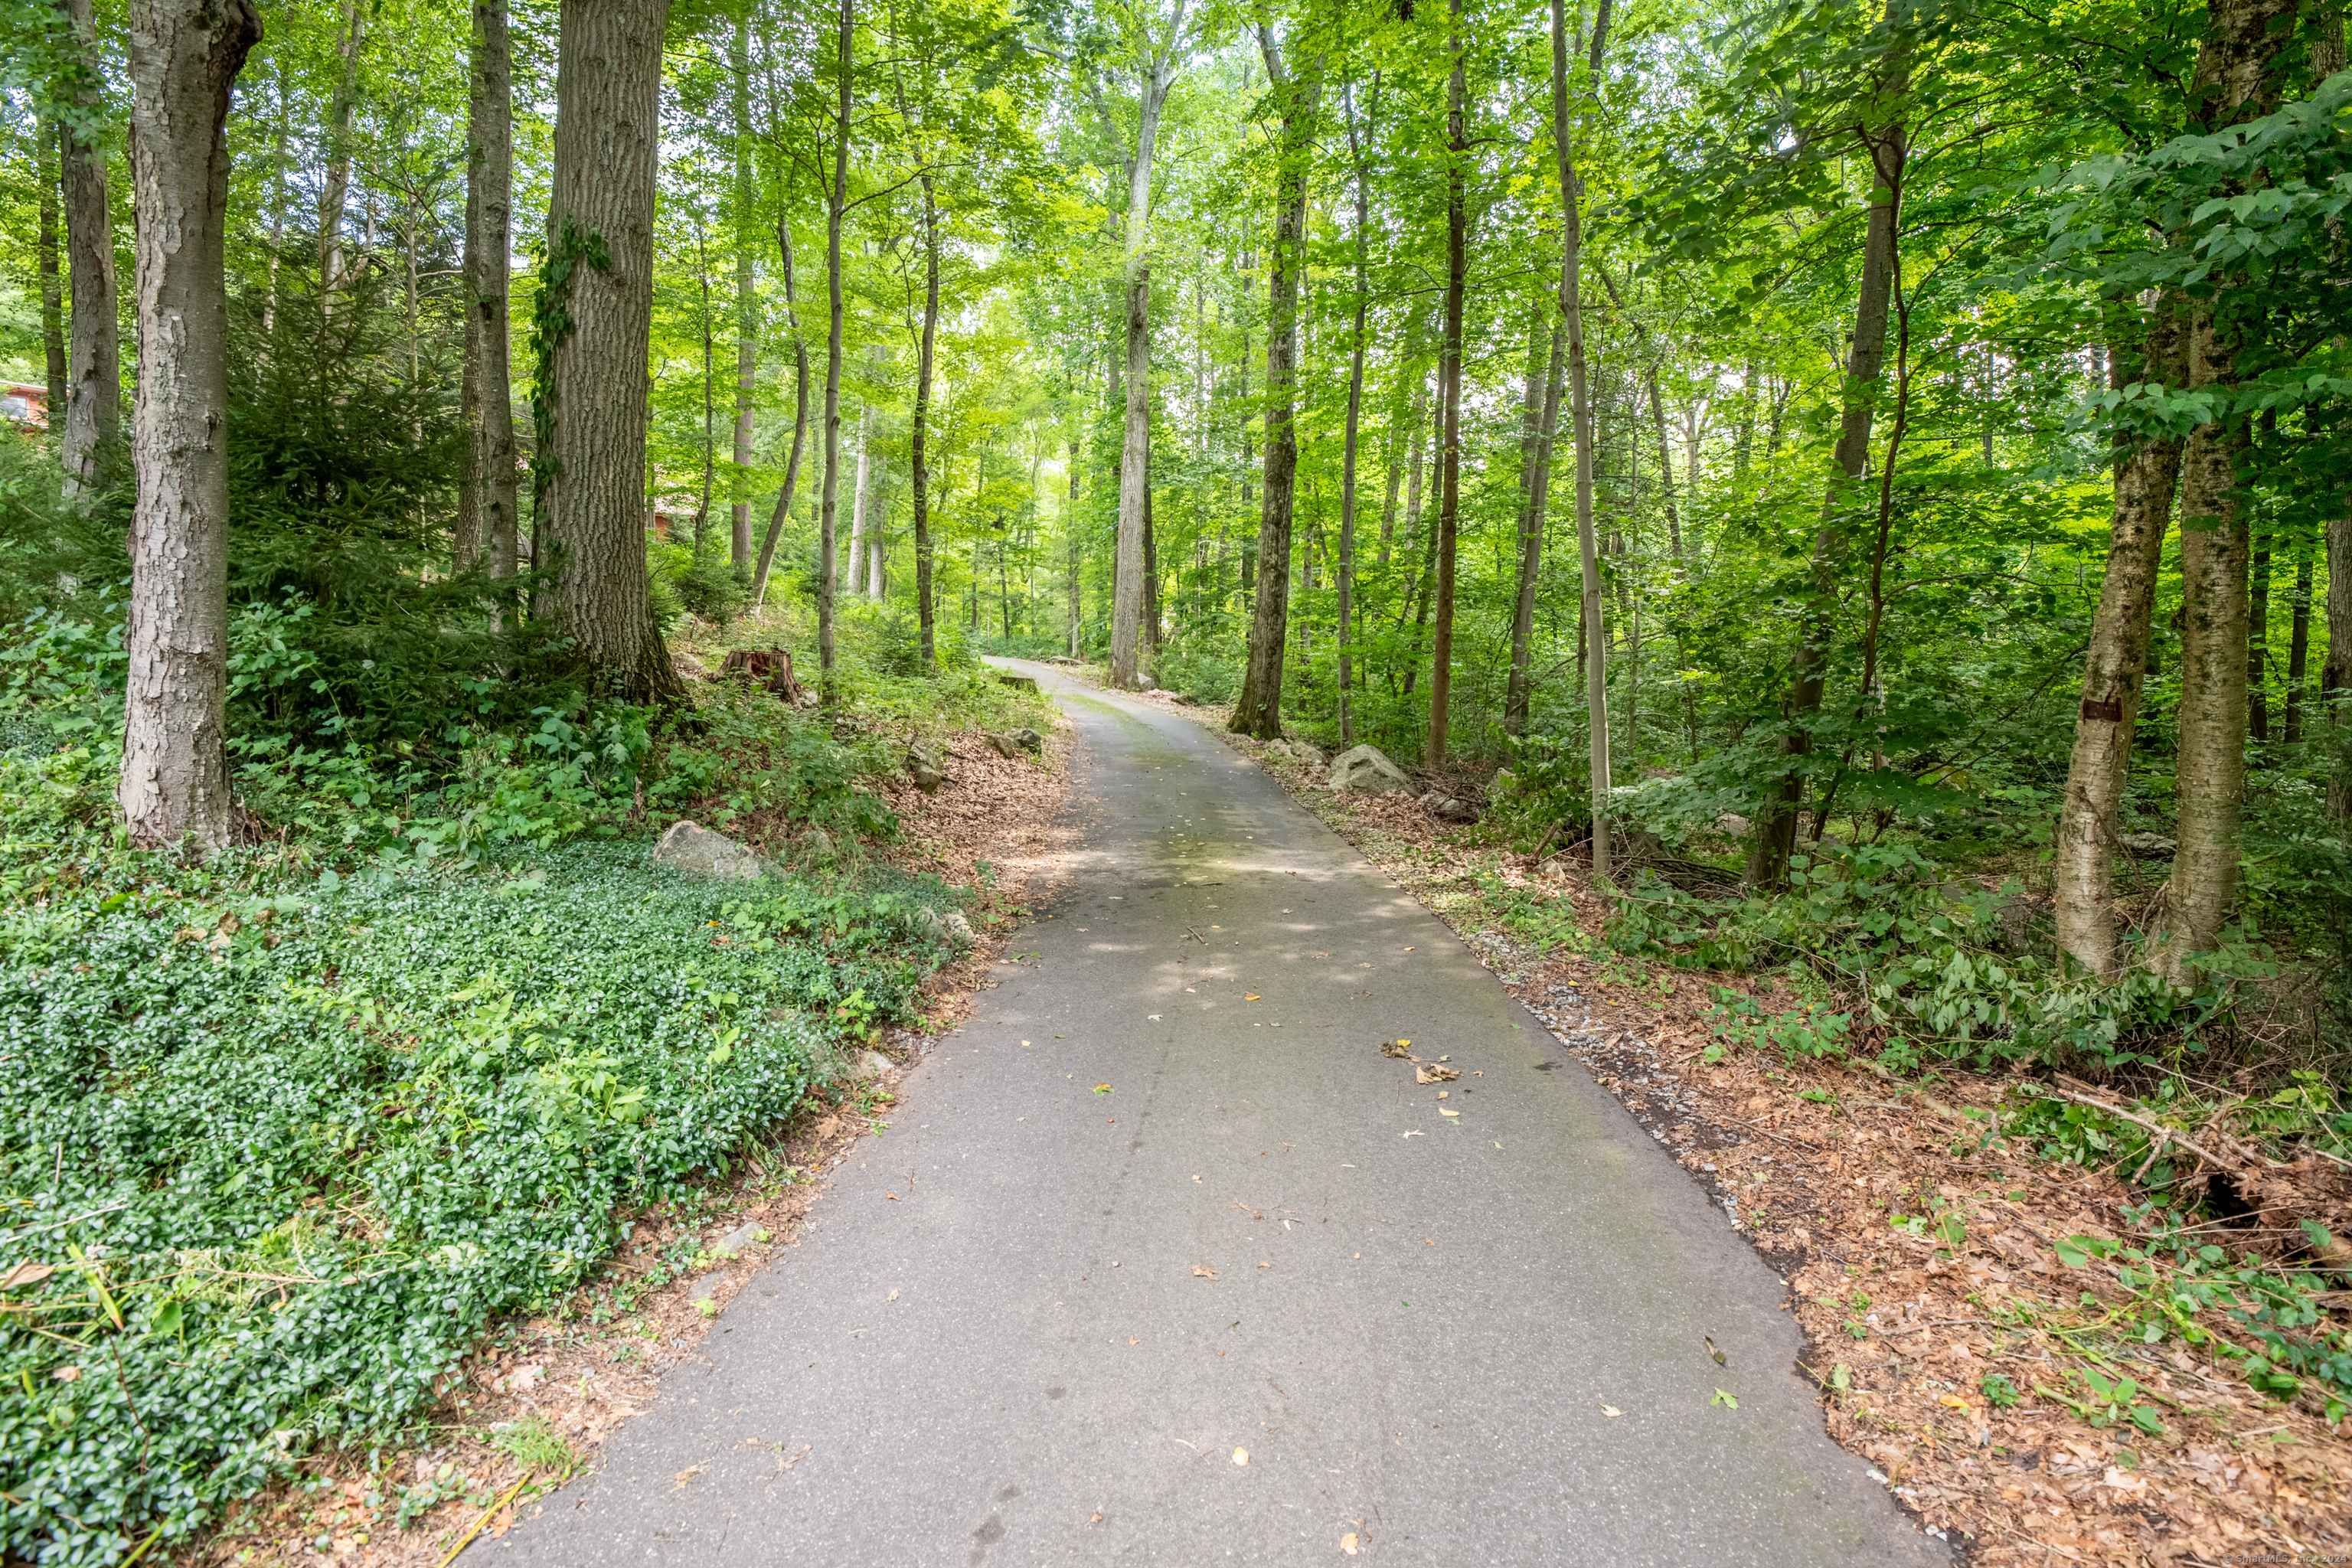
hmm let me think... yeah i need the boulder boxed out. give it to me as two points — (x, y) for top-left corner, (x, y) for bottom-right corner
(913, 905), (975, 947)
(1011, 726), (1044, 754)
(1420, 791), (1478, 822)
(996, 671), (1040, 692)
(1326, 743), (1413, 795)
(851, 1049), (899, 1083)
(1268, 738), (1327, 769)
(907, 740), (948, 792)
(982, 730), (1024, 760)
(652, 820), (765, 880)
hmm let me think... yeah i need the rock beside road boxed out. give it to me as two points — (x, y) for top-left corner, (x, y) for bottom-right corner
(1325, 743), (1413, 795)
(652, 820), (766, 880)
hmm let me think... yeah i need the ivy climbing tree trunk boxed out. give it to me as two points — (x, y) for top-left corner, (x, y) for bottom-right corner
(1231, 22), (1317, 740)
(542, 0), (683, 706)
(2053, 301), (2184, 979)
(459, 0), (518, 579)
(118, 0), (263, 851)
(57, 0), (119, 495)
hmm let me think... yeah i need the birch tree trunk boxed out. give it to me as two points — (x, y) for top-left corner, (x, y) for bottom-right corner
(1426, 0), (1468, 766)
(57, 0), (120, 494)
(2053, 303), (2183, 978)
(847, 403), (872, 598)
(119, 0), (262, 851)
(1230, 24), (1316, 739)
(2158, 0), (2303, 976)
(1554, 0), (1613, 880)
(543, 0), (682, 705)
(459, 0), (518, 580)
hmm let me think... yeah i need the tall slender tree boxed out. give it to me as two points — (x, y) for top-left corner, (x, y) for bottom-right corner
(1426, 0), (1468, 766)
(1231, 20), (1318, 740)
(119, 0), (263, 850)
(730, 8), (759, 571)
(458, 0), (519, 580)
(815, 0), (854, 692)
(55, 0), (119, 494)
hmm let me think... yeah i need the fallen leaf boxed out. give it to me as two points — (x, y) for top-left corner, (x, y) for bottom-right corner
(1439, 1107), (1460, 1118)
(1232, 1448), (1249, 1466)
(0, 1262), (55, 1291)
(1380, 1041), (1410, 1059)
(1707, 1337), (1724, 1367)
(1602, 1405), (1623, 1418)
(886, 1192), (900, 1200)
(671, 1464), (704, 1491)
(1414, 1063), (1459, 1083)
(1401, 1130), (1424, 1138)
(1021, 1040), (1031, 1047)
(1194, 1266), (1218, 1279)
(1129, 1338), (1139, 1345)
(1341, 1532), (1360, 1554)
(1710, 1389), (1739, 1409)
(776, 1445), (810, 1472)
(1093, 1083), (1113, 1093)
(1246, 994), (1261, 1001)
(51, 1365), (80, 1383)
(888, 1289), (900, 1302)
(1938, 1394), (1970, 1410)
(1258, 1261), (1271, 1269)
(1089, 1512), (1103, 1524)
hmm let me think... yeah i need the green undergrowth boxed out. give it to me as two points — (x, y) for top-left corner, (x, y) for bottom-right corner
(0, 798), (972, 1563)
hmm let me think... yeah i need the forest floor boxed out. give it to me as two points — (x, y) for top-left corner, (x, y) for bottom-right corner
(1099, 681), (2352, 1568)
(191, 711), (1078, 1568)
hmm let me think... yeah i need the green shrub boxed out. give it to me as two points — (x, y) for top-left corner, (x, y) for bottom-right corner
(0, 838), (963, 1565)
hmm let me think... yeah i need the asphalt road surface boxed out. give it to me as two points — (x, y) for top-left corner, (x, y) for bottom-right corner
(475, 659), (1943, 1567)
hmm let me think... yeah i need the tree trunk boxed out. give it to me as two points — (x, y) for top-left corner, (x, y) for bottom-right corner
(1426, 0), (1468, 766)
(913, 174), (941, 670)
(815, 0), (851, 691)
(38, 117), (66, 416)
(1231, 26), (1316, 740)
(1143, 479), (1160, 656)
(1645, 360), (1681, 557)
(2249, 513), (2270, 742)
(730, 8), (757, 570)
(2053, 305), (2184, 978)
(1067, 433), (1082, 656)
(1336, 73), (1377, 747)
(2284, 514), (2311, 743)
(1507, 315), (1566, 738)
(752, 215), (808, 606)
(119, 0), (261, 851)
(2326, 507), (2351, 820)
(1378, 298), (1428, 568)
(2158, 0), (2303, 975)
(459, 0), (518, 579)
(318, 0), (364, 305)
(1748, 94), (1906, 887)
(1554, 0), (1613, 880)
(57, 0), (120, 493)
(1110, 48), (1180, 689)
(544, 0), (682, 705)
(695, 240), (716, 553)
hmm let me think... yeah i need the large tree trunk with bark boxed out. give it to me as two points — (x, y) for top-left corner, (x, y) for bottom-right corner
(1232, 27), (1317, 739)
(57, 0), (121, 494)
(543, 0), (682, 705)
(1426, 0), (1468, 766)
(459, 0), (518, 579)
(1335, 74), (1377, 747)
(119, 0), (262, 851)
(2157, 0), (2305, 975)
(2327, 506), (2351, 820)
(752, 215), (808, 606)
(2053, 302), (2184, 979)
(1748, 100), (1906, 888)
